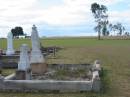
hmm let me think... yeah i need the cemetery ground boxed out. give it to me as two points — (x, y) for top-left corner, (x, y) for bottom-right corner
(0, 37), (130, 97)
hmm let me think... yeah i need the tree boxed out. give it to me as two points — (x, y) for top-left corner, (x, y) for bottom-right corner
(102, 25), (109, 36)
(124, 32), (129, 36)
(11, 29), (17, 37)
(94, 24), (101, 37)
(117, 23), (125, 36)
(91, 3), (108, 40)
(11, 26), (24, 38)
(109, 23), (125, 36)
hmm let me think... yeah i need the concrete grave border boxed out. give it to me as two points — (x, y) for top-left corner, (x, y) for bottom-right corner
(0, 61), (101, 92)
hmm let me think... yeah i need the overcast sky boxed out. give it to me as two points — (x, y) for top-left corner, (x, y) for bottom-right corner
(0, 0), (130, 37)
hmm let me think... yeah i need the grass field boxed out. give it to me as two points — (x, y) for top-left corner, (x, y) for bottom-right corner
(0, 37), (130, 97)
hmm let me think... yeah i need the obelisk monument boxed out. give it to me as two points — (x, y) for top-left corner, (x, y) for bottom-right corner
(30, 25), (47, 74)
(30, 25), (45, 63)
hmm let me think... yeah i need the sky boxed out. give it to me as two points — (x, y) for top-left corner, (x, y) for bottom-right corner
(0, 0), (130, 37)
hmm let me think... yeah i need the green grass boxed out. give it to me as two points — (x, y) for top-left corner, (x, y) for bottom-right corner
(1, 38), (130, 49)
(1, 69), (16, 76)
(50, 68), (88, 80)
(1, 37), (130, 97)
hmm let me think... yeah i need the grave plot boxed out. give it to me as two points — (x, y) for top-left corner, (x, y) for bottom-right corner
(0, 25), (102, 92)
(0, 61), (102, 92)
(32, 64), (92, 81)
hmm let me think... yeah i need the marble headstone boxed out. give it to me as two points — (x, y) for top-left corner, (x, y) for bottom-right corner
(30, 25), (47, 74)
(30, 25), (45, 63)
(16, 44), (31, 80)
(6, 32), (15, 55)
(18, 44), (30, 71)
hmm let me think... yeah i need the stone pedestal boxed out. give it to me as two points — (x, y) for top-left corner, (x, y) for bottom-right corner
(6, 50), (15, 55)
(16, 70), (26, 80)
(16, 69), (31, 80)
(30, 50), (44, 63)
(31, 63), (47, 75)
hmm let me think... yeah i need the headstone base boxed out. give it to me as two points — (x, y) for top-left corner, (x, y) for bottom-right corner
(16, 69), (31, 80)
(16, 70), (26, 80)
(6, 50), (15, 55)
(31, 63), (47, 75)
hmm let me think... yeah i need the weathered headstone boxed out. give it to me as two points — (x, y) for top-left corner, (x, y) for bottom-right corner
(30, 25), (47, 74)
(16, 44), (31, 80)
(6, 32), (15, 55)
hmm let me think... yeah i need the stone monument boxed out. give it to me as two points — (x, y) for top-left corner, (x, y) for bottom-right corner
(6, 32), (15, 55)
(30, 25), (47, 74)
(16, 44), (31, 80)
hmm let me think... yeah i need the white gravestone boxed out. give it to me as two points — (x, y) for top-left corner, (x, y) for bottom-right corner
(17, 44), (31, 80)
(30, 25), (45, 63)
(6, 32), (15, 55)
(18, 44), (30, 71)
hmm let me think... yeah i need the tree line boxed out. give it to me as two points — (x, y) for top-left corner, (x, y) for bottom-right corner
(91, 3), (129, 40)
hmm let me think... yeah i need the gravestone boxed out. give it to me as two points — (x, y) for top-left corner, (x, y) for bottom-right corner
(16, 44), (31, 80)
(30, 25), (47, 74)
(6, 32), (15, 55)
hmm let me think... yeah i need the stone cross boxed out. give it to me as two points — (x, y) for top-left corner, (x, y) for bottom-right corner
(6, 32), (15, 55)
(30, 25), (45, 63)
